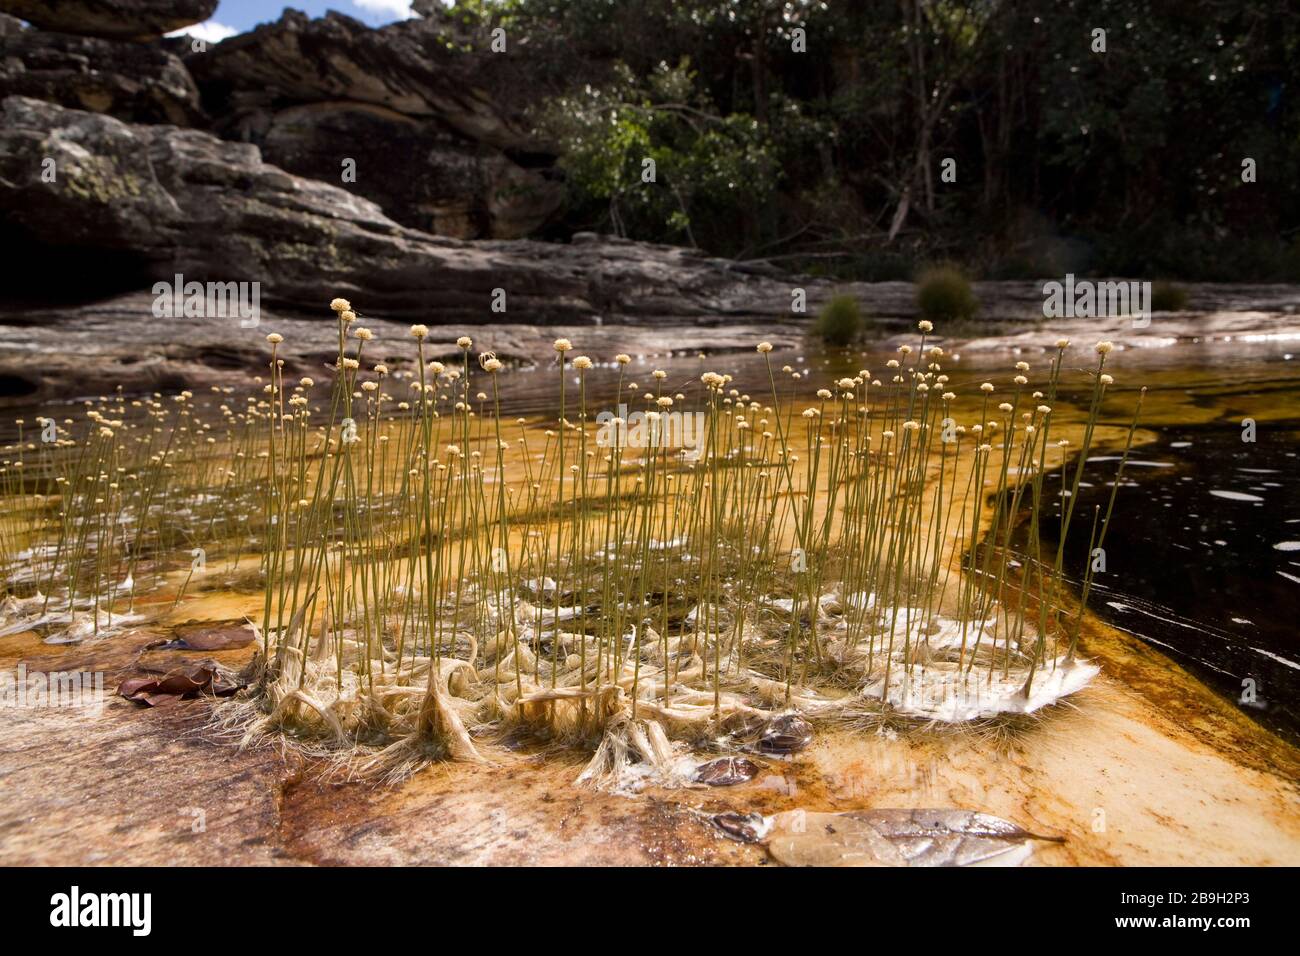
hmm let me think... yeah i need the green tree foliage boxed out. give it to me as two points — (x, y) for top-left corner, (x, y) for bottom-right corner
(534, 60), (786, 249)
(437, 0), (1300, 280)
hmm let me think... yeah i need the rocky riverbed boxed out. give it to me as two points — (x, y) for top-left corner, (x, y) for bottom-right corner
(1, 0), (1298, 869)
(2, 341), (1298, 866)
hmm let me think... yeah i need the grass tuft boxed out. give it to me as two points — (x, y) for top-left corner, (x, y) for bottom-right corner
(917, 265), (979, 322)
(812, 294), (863, 346)
(1151, 281), (1189, 312)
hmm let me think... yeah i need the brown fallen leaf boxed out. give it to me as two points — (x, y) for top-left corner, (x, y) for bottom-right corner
(715, 808), (1063, 866)
(145, 620), (257, 652)
(713, 812), (768, 843)
(118, 662), (243, 707)
(695, 756), (761, 786)
(758, 714), (813, 754)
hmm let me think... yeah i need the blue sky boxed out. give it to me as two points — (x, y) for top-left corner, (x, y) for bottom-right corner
(177, 1), (440, 41)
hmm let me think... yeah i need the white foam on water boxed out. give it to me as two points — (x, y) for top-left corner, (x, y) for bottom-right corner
(1209, 490), (1264, 502)
(865, 658), (1100, 722)
(1086, 456), (1173, 467)
(1251, 646), (1300, 671)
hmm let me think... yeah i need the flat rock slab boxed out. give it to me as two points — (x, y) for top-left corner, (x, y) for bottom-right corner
(0, 632), (758, 866)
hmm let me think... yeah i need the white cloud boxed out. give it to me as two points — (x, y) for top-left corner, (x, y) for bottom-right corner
(166, 20), (239, 44)
(351, 0), (418, 19)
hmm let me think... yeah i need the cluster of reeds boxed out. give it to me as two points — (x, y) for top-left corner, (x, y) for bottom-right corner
(0, 386), (271, 640)
(0, 302), (1144, 781)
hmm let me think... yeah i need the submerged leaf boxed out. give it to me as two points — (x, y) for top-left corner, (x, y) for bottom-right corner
(758, 714), (813, 754)
(762, 808), (1062, 867)
(695, 756), (760, 786)
(712, 812), (770, 843)
(148, 620), (257, 651)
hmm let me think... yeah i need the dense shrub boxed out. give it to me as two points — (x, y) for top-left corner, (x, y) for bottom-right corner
(1150, 281), (1189, 312)
(813, 295), (863, 346)
(916, 266), (978, 322)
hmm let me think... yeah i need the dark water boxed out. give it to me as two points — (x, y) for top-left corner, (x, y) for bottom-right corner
(1032, 419), (1300, 743)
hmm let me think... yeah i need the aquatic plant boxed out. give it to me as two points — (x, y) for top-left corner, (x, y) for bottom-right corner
(0, 307), (1143, 786)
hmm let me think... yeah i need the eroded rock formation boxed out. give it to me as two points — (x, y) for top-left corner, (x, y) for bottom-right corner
(0, 96), (793, 323)
(186, 11), (561, 238)
(0, 0), (216, 40)
(0, 28), (202, 124)
(0, 7), (561, 240)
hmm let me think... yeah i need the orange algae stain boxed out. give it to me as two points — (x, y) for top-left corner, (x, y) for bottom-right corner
(277, 749), (763, 866)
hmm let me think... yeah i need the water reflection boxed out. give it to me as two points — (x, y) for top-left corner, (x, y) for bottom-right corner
(1033, 419), (1300, 743)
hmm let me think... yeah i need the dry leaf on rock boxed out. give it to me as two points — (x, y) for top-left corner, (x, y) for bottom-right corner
(118, 662), (243, 707)
(145, 620), (257, 651)
(694, 756), (761, 786)
(716, 808), (1062, 866)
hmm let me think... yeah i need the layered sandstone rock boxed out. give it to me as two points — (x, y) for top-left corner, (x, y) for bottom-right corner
(0, 0), (216, 40)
